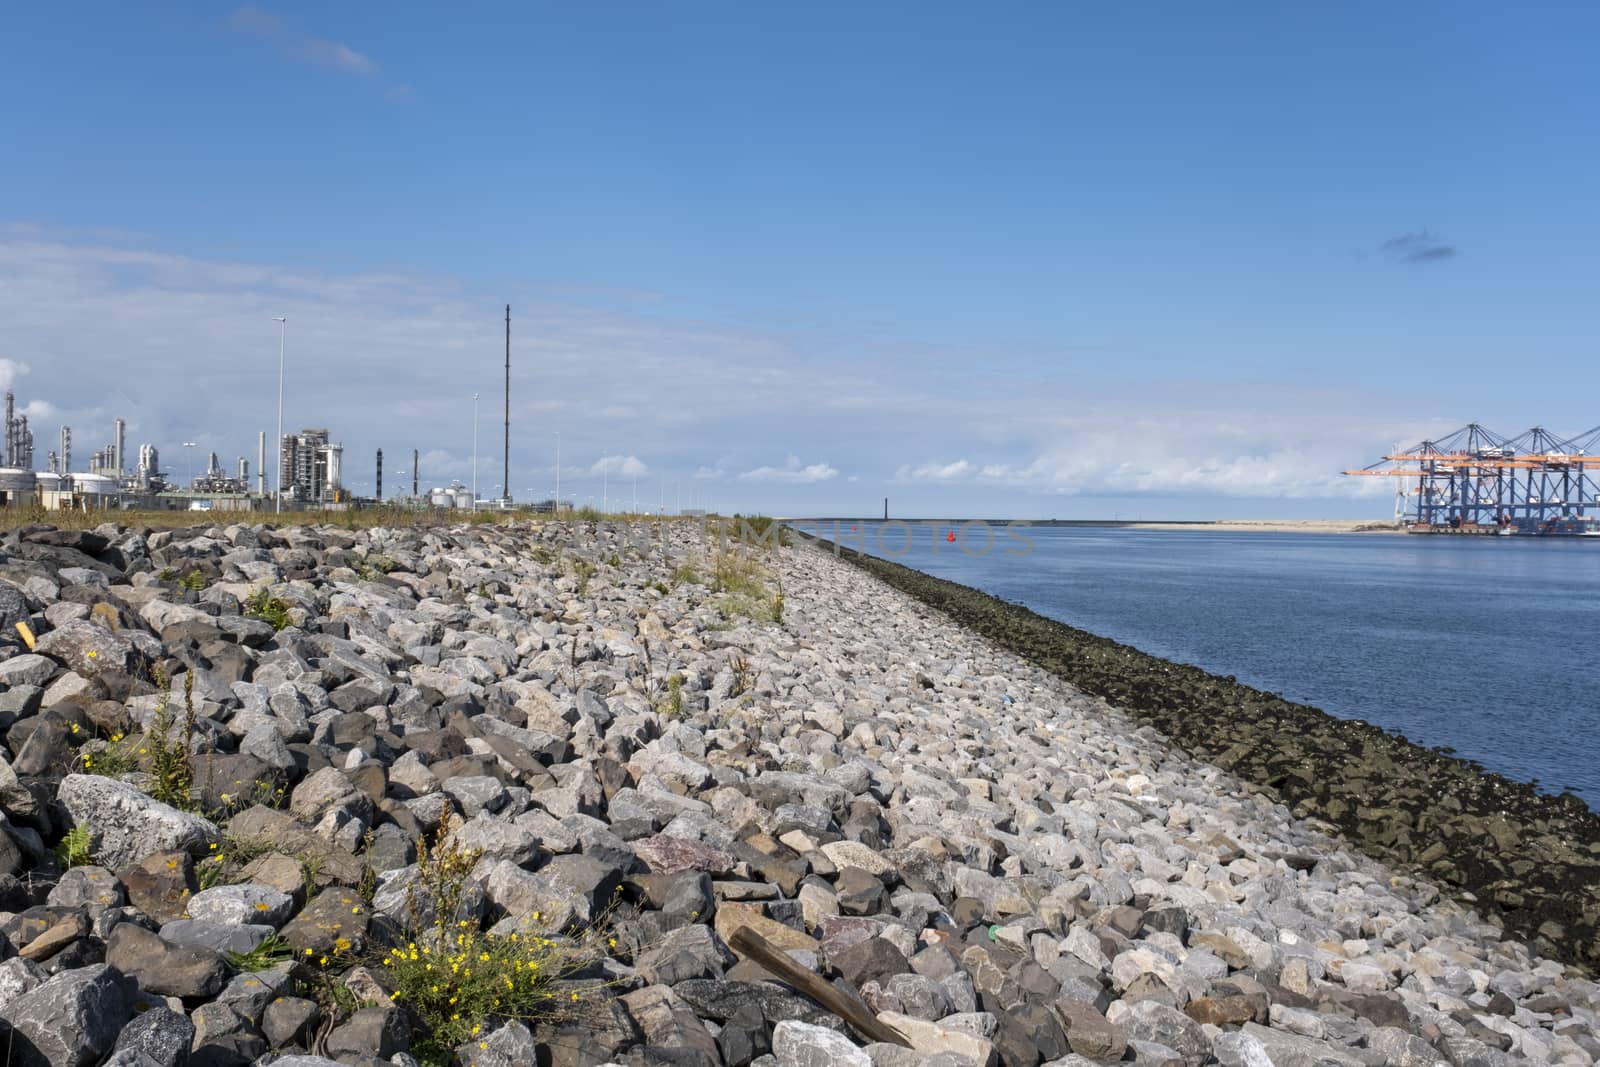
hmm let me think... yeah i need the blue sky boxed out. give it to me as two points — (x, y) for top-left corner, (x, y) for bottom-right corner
(2, 3), (1596, 517)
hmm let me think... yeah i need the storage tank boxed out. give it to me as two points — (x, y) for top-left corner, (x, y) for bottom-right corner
(0, 467), (37, 505)
(72, 473), (119, 503)
(453, 488), (475, 510)
(0, 467), (37, 491)
(429, 488), (453, 509)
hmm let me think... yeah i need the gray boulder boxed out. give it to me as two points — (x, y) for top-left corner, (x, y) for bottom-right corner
(57, 775), (219, 869)
(0, 963), (135, 1067)
(112, 1005), (196, 1067)
(773, 1020), (871, 1067)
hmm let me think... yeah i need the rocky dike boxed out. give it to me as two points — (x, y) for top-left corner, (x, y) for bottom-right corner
(809, 532), (1600, 977)
(0, 517), (1595, 1067)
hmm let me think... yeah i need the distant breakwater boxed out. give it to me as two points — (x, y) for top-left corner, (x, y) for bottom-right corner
(802, 530), (1600, 974)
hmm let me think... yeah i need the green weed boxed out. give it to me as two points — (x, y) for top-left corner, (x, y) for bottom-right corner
(226, 934), (294, 972)
(56, 822), (93, 868)
(245, 586), (293, 630)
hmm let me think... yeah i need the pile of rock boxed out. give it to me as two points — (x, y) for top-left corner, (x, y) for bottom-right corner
(0, 519), (1595, 1067)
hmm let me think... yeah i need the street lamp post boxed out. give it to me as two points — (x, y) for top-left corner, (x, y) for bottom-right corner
(602, 452), (609, 515)
(472, 393), (480, 506)
(273, 316), (286, 513)
(553, 431), (561, 518)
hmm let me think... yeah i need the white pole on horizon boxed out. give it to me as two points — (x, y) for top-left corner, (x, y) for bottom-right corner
(472, 392), (480, 505)
(183, 442), (197, 489)
(553, 431), (561, 514)
(602, 451), (609, 515)
(632, 470), (638, 514)
(273, 316), (286, 513)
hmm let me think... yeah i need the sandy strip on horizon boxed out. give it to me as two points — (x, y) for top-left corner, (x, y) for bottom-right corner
(1127, 519), (1402, 534)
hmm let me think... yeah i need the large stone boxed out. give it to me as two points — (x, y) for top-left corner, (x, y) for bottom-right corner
(111, 1005), (196, 1067)
(262, 997), (320, 1049)
(717, 902), (816, 953)
(324, 1005), (409, 1058)
(0, 963), (135, 1067)
(820, 840), (897, 878)
(1211, 1032), (1274, 1067)
(225, 807), (364, 886)
(1054, 998), (1126, 1062)
(57, 775), (219, 869)
(634, 834), (738, 876)
(635, 923), (736, 986)
(831, 937), (910, 989)
(772, 1020), (872, 1067)
(1362, 1027), (1443, 1067)
(1235, 1023), (1365, 1067)
(1104, 1001), (1209, 1067)
(673, 979), (853, 1030)
(878, 1012), (997, 1067)
(46, 866), (124, 911)
(280, 887), (371, 956)
(483, 853), (621, 931)
(120, 852), (199, 923)
(289, 767), (372, 824)
(35, 621), (143, 679)
(106, 922), (229, 999)
(0, 654), (58, 689)
(185, 883), (295, 928)
(622, 985), (722, 1064)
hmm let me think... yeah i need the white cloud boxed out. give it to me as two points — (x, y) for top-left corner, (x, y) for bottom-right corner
(738, 455), (838, 484)
(893, 459), (974, 483)
(301, 38), (377, 76)
(230, 6), (391, 90)
(590, 454), (649, 478)
(0, 358), (28, 390)
(0, 226), (1443, 514)
(892, 411), (1404, 499)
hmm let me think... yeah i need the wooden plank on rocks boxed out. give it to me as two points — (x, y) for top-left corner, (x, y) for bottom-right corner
(727, 925), (910, 1048)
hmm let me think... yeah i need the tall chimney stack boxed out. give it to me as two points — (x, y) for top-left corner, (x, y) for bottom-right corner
(503, 304), (512, 505)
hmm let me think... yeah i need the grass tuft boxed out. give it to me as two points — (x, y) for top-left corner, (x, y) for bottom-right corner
(245, 586), (293, 630)
(226, 933), (293, 972)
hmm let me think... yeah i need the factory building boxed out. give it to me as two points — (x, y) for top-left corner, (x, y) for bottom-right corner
(1, 392), (38, 506)
(280, 428), (344, 503)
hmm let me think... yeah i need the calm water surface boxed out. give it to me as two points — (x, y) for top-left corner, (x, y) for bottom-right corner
(795, 522), (1600, 809)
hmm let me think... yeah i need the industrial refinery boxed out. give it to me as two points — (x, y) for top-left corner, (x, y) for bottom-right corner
(0, 311), (563, 515)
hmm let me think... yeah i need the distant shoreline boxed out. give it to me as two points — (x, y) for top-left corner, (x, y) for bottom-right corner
(790, 517), (1403, 534)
